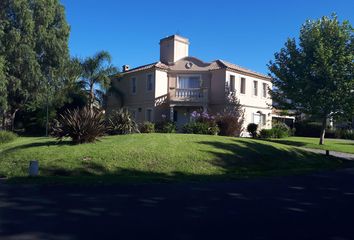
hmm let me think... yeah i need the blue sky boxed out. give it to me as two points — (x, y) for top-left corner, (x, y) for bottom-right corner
(61, 0), (354, 74)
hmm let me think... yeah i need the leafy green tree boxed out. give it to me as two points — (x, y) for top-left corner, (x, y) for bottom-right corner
(80, 51), (118, 109)
(0, 56), (7, 128)
(269, 14), (354, 145)
(0, 0), (70, 130)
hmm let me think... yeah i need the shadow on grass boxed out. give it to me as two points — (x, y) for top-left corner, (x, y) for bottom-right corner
(198, 138), (347, 172)
(6, 138), (352, 185)
(1, 139), (74, 155)
(259, 139), (308, 147)
(336, 142), (354, 146)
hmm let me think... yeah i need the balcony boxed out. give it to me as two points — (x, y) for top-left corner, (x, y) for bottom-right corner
(169, 88), (208, 106)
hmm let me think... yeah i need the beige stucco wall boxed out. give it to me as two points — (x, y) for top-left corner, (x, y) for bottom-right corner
(209, 69), (226, 105)
(107, 57), (273, 133)
(160, 35), (189, 63)
(107, 69), (160, 123)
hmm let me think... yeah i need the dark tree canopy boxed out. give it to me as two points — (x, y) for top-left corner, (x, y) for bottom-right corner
(269, 14), (354, 144)
(0, 0), (70, 128)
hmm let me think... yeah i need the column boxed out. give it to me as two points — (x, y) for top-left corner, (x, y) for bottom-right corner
(170, 106), (174, 122)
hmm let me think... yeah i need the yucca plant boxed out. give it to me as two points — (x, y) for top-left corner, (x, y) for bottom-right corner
(52, 107), (106, 144)
(107, 109), (138, 135)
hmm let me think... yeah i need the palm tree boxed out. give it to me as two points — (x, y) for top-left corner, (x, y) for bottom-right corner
(80, 51), (118, 109)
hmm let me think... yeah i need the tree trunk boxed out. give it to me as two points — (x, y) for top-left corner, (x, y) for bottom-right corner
(89, 84), (94, 110)
(319, 116), (327, 145)
(10, 109), (19, 132)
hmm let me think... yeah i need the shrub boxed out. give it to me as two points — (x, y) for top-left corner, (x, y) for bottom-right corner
(295, 121), (334, 138)
(259, 129), (274, 139)
(259, 123), (292, 139)
(52, 107), (106, 144)
(247, 123), (258, 138)
(217, 92), (245, 137)
(335, 129), (354, 140)
(208, 124), (220, 135)
(187, 110), (220, 135)
(155, 120), (176, 133)
(272, 122), (291, 138)
(0, 131), (17, 144)
(107, 109), (138, 135)
(182, 121), (219, 135)
(139, 121), (155, 133)
(216, 114), (243, 137)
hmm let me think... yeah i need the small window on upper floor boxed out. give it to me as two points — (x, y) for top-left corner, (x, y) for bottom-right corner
(229, 75), (235, 92)
(131, 77), (137, 94)
(240, 77), (246, 94)
(146, 74), (154, 91)
(253, 80), (258, 96)
(262, 83), (268, 98)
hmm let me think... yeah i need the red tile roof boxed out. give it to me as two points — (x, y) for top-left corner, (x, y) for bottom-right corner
(118, 59), (271, 80)
(217, 60), (271, 80)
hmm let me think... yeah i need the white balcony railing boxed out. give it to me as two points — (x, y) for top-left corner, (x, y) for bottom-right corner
(170, 88), (208, 103)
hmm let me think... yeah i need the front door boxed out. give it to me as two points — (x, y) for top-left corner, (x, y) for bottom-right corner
(174, 108), (190, 130)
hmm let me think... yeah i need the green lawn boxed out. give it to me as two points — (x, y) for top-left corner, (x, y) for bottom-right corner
(265, 137), (354, 154)
(0, 134), (348, 183)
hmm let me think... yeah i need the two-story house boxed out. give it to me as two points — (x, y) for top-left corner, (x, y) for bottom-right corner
(107, 35), (273, 135)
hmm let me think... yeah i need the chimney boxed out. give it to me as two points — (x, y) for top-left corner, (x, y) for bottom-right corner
(159, 35), (189, 64)
(122, 65), (130, 72)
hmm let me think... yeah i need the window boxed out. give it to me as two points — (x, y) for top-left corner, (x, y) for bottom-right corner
(146, 108), (153, 122)
(262, 83), (267, 98)
(253, 113), (261, 124)
(253, 113), (266, 125)
(177, 75), (200, 89)
(146, 74), (154, 91)
(131, 77), (137, 94)
(253, 80), (258, 96)
(229, 75), (235, 92)
(240, 77), (246, 94)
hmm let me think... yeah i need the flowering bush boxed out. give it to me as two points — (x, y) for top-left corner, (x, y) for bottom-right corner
(190, 110), (216, 123)
(183, 110), (219, 135)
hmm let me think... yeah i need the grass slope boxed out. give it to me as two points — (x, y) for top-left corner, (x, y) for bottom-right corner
(0, 134), (347, 183)
(266, 137), (354, 154)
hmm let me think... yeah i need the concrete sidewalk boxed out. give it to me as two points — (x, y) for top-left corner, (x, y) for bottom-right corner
(298, 147), (354, 161)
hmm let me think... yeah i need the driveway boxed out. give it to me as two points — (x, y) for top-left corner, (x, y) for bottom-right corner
(1, 169), (354, 240)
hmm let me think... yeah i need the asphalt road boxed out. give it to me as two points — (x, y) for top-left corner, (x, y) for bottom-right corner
(1, 169), (354, 240)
